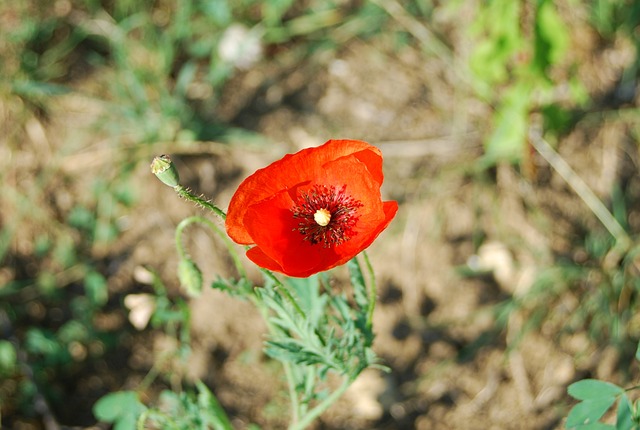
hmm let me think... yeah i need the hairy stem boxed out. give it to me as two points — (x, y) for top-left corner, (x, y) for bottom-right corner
(176, 216), (246, 278)
(174, 185), (227, 220)
(289, 377), (352, 430)
(363, 251), (377, 331)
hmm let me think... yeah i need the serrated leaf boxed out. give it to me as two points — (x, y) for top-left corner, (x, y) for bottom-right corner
(284, 275), (321, 319)
(566, 397), (618, 428)
(568, 379), (624, 401)
(265, 340), (327, 366)
(347, 258), (368, 310)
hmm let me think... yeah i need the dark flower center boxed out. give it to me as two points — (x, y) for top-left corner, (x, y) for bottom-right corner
(291, 184), (363, 247)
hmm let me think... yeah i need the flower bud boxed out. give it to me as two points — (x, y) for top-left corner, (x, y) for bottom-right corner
(151, 155), (180, 187)
(178, 258), (203, 298)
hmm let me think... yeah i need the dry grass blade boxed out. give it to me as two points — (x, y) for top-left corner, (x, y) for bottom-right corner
(529, 126), (631, 254)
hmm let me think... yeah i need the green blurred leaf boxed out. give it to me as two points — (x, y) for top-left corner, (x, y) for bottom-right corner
(482, 82), (531, 165)
(568, 379), (624, 401)
(85, 270), (109, 307)
(469, 0), (522, 84)
(36, 271), (57, 294)
(174, 61), (197, 99)
(25, 328), (64, 361)
(196, 380), (234, 430)
(533, 0), (569, 74)
(616, 394), (634, 430)
(570, 423), (615, 430)
(93, 391), (146, 430)
(201, 0), (231, 26)
(263, 0), (296, 26)
(68, 205), (96, 231)
(11, 81), (71, 98)
(34, 234), (52, 257)
(542, 103), (576, 135)
(57, 320), (89, 344)
(566, 397), (618, 428)
(0, 340), (17, 375)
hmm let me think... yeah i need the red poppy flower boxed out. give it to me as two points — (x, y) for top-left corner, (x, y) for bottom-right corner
(226, 139), (398, 277)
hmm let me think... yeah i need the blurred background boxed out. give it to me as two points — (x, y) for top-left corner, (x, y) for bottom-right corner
(1, 0), (640, 428)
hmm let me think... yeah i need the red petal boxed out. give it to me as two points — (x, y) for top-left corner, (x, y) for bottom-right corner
(240, 154), (394, 277)
(226, 139), (383, 244)
(243, 189), (339, 276)
(246, 200), (397, 277)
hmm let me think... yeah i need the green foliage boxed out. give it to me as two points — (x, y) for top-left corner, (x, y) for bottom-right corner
(565, 376), (640, 429)
(470, 0), (575, 166)
(0, 341), (17, 377)
(93, 178), (382, 428)
(259, 272), (376, 380)
(93, 391), (147, 430)
(139, 382), (233, 430)
(482, 82), (532, 165)
(469, 0), (523, 85)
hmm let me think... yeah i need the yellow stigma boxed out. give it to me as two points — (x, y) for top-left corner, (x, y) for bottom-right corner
(313, 208), (331, 226)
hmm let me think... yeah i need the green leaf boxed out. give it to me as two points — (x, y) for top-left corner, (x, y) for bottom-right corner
(566, 397), (618, 428)
(85, 270), (109, 307)
(481, 82), (531, 166)
(0, 340), (17, 375)
(347, 257), (368, 310)
(616, 394), (634, 430)
(201, 0), (231, 26)
(195, 381), (234, 430)
(12, 80), (71, 97)
(174, 61), (197, 99)
(263, 0), (296, 26)
(264, 340), (327, 366)
(635, 339), (640, 362)
(469, 0), (522, 84)
(573, 423), (615, 430)
(93, 391), (146, 429)
(533, 0), (569, 74)
(285, 275), (319, 315)
(67, 205), (96, 231)
(568, 379), (624, 401)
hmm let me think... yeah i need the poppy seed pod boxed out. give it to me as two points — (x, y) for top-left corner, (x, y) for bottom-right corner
(151, 155), (180, 188)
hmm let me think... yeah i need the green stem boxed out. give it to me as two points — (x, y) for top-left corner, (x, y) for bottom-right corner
(259, 267), (306, 319)
(289, 376), (352, 430)
(363, 251), (377, 330)
(249, 290), (301, 424)
(174, 185), (227, 220)
(175, 216), (246, 278)
(283, 361), (301, 424)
